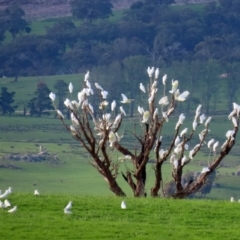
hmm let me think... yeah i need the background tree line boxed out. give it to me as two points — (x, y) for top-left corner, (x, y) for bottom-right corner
(0, 0), (240, 114)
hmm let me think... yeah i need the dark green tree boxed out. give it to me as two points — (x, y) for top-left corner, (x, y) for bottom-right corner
(46, 19), (76, 53)
(54, 80), (68, 113)
(4, 5), (31, 39)
(0, 11), (7, 44)
(70, 0), (113, 23)
(144, 0), (175, 5)
(0, 87), (17, 115)
(28, 82), (53, 117)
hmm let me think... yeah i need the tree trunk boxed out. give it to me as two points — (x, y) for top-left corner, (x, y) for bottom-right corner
(151, 162), (163, 196)
(14, 74), (18, 82)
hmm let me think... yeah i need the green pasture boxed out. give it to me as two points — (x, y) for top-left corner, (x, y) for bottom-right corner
(0, 194), (240, 240)
(170, 3), (206, 12)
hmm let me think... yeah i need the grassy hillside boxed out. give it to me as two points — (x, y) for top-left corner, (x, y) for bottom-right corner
(0, 194), (240, 240)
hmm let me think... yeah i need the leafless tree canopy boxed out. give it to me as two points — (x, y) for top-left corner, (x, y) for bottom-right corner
(50, 67), (239, 198)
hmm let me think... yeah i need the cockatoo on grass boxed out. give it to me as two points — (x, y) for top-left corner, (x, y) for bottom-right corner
(34, 190), (40, 196)
(8, 206), (17, 213)
(121, 200), (127, 209)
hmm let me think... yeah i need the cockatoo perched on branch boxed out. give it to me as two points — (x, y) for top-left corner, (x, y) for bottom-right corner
(111, 100), (116, 112)
(101, 90), (108, 99)
(169, 80), (178, 93)
(95, 83), (103, 91)
(159, 96), (169, 106)
(69, 82), (73, 93)
(147, 67), (154, 78)
(162, 74), (167, 85)
(120, 106), (126, 116)
(84, 71), (90, 81)
(139, 83), (146, 93)
(142, 111), (150, 123)
(49, 92), (56, 102)
(109, 131), (117, 147)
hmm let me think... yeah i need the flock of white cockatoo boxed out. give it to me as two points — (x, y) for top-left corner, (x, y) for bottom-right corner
(0, 186), (127, 214)
(0, 187), (17, 213)
(48, 66), (240, 197)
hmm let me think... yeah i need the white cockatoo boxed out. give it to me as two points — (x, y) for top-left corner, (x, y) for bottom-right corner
(137, 106), (144, 115)
(226, 130), (235, 140)
(95, 83), (103, 91)
(169, 80), (178, 93)
(57, 110), (64, 119)
(176, 91), (190, 101)
(162, 74), (167, 85)
(121, 200), (127, 209)
(159, 96), (169, 106)
(120, 106), (126, 116)
(49, 92), (56, 102)
(173, 160), (178, 169)
(207, 139), (215, 149)
(111, 100), (116, 112)
(201, 167), (210, 174)
(174, 136), (180, 146)
(181, 156), (187, 166)
(113, 114), (122, 126)
(8, 206), (17, 213)
(153, 108), (158, 119)
(192, 120), (198, 131)
(147, 67), (154, 78)
(109, 131), (117, 147)
(204, 117), (212, 128)
(180, 128), (188, 137)
(64, 201), (72, 211)
(121, 94), (134, 103)
(213, 141), (219, 152)
(69, 82), (73, 93)
(189, 149), (194, 160)
(4, 199), (11, 207)
(64, 98), (73, 110)
(155, 68), (160, 79)
(0, 189), (11, 199)
(101, 90), (108, 99)
(64, 209), (72, 214)
(139, 83), (146, 93)
(142, 111), (150, 123)
(175, 113), (185, 130)
(34, 190), (40, 196)
(99, 101), (108, 110)
(199, 114), (206, 124)
(85, 80), (91, 90)
(84, 71), (90, 81)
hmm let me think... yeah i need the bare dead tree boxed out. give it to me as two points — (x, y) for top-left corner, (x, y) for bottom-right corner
(49, 67), (239, 198)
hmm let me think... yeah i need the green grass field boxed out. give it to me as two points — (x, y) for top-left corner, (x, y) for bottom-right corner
(0, 194), (240, 240)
